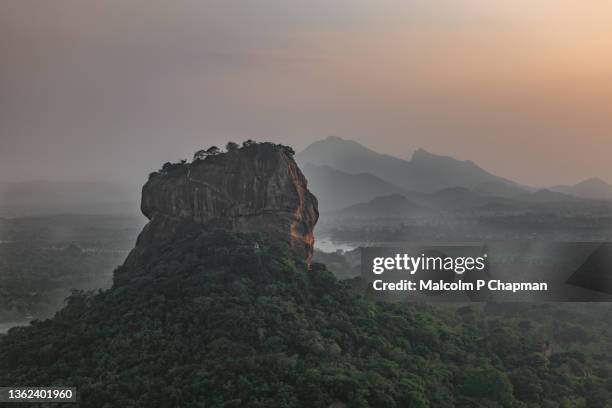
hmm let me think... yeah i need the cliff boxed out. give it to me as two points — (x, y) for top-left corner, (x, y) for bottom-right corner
(123, 142), (318, 272)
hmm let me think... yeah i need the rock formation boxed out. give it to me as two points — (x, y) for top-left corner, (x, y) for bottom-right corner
(124, 142), (318, 271)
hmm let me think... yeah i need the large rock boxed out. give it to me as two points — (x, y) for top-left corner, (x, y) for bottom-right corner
(125, 143), (318, 271)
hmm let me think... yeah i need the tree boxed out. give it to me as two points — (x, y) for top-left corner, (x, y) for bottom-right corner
(160, 162), (173, 173)
(281, 145), (295, 156)
(459, 367), (514, 408)
(226, 142), (239, 152)
(242, 139), (256, 148)
(206, 146), (220, 155)
(194, 146), (220, 161)
(510, 367), (543, 402)
(193, 150), (207, 161)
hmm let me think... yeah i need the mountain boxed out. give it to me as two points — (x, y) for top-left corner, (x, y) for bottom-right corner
(298, 136), (521, 192)
(2, 142), (467, 407)
(297, 136), (408, 178)
(132, 142), (318, 264)
(551, 178), (612, 201)
(0, 180), (140, 217)
(302, 163), (408, 212)
(408, 148), (521, 192)
(1, 142), (610, 406)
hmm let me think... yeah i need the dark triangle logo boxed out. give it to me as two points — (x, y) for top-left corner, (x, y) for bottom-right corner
(566, 243), (612, 294)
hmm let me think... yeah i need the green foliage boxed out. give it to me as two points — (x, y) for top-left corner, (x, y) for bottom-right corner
(459, 367), (514, 407)
(193, 146), (221, 161)
(226, 141), (239, 152)
(1, 229), (611, 407)
(206, 146), (220, 155)
(0, 242), (123, 320)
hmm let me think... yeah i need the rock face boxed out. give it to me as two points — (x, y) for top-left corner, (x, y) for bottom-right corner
(125, 143), (318, 268)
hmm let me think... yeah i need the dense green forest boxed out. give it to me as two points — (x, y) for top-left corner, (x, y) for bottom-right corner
(0, 215), (141, 320)
(0, 243), (124, 320)
(1, 228), (611, 407)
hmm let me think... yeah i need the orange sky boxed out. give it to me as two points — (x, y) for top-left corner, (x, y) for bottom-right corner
(1, 0), (611, 186)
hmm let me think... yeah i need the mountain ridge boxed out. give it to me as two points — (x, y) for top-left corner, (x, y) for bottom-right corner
(301, 163), (409, 212)
(551, 178), (612, 200)
(298, 136), (523, 193)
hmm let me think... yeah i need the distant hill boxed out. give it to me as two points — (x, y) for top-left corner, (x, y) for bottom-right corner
(333, 188), (521, 218)
(332, 185), (604, 218)
(416, 188), (520, 212)
(472, 180), (531, 198)
(302, 164), (408, 212)
(0, 180), (141, 217)
(516, 189), (582, 203)
(298, 136), (522, 192)
(551, 178), (612, 201)
(0, 214), (144, 248)
(335, 194), (431, 217)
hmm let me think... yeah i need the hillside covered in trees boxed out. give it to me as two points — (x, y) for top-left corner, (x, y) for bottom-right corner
(1, 229), (612, 407)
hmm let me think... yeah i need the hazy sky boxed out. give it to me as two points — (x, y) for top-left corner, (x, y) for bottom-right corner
(1, 0), (611, 187)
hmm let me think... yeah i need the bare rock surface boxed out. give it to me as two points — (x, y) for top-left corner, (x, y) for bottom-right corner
(124, 143), (318, 273)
